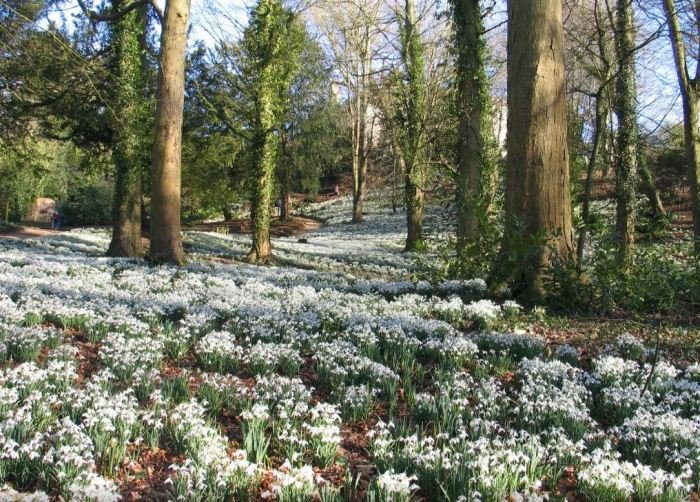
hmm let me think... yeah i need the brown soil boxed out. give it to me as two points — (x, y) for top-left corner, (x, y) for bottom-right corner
(0, 226), (63, 240)
(0, 216), (320, 244)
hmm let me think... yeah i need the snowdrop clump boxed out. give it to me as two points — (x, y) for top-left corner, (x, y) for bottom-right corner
(0, 199), (698, 500)
(578, 445), (692, 501)
(463, 299), (503, 330)
(370, 470), (419, 501)
(554, 343), (579, 366)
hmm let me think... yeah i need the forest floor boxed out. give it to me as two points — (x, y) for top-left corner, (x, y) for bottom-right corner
(0, 215), (320, 244)
(0, 194), (698, 501)
(0, 224), (63, 240)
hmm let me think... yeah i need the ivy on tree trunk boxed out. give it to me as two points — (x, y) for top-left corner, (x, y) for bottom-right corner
(450, 0), (498, 252)
(107, 2), (149, 258)
(398, 0), (427, 252)
(613, 0), (638, 267)
(242, 0), (303, 263)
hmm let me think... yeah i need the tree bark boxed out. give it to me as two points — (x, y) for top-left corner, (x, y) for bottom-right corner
(350, 25), (374, 225)
(498, 0), (576, 299)
(602, 102), (614, 179)
(662, 0), (700, 254)
(613, 0), (638, 267)
(148, 0), (190, 265)
(400, 0), (426, 252)
(452, 0), (494, 252)
(247, 103), (276, 264)
(108, 173), (143, 257)
(351, 82), (369, 223)
(278, 132), (292, 222)
(245, 0), (302, 263)
(281, 190), (291, 221)
(107, 2), (147, 258)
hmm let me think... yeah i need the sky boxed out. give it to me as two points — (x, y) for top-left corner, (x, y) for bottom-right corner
(44, 0), (685, 131)
(45, 0), (249, 45)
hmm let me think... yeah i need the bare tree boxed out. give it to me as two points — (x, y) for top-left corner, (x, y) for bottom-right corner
(662, 0), (700, 254)
(564, 0), (616, 262)
(312, 0), (386, 223)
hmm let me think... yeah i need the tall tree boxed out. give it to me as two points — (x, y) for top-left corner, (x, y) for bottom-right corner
(498, 0), (575, 299)
(397, 0), (427, 251)
(106, 2), (150, 257)
(613, 0), (638, 266)
(450, 0), (497, 251)
(241, 0), (303, 263)
(662, 0), (700, 254)
(149, 0), (190, 265)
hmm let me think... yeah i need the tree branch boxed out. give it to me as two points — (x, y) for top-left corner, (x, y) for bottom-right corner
(76, 0), (149, 23)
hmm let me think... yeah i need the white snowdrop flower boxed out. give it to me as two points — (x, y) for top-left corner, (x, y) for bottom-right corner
(376, 470), (419, 495)
(554, 344), (578, 364)
(0, 485), (51, 501)
(464, 300), (502, 324)
(68, 472), (121, 502)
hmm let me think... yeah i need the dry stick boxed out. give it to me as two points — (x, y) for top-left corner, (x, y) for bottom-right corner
(640, 321), (663, 399)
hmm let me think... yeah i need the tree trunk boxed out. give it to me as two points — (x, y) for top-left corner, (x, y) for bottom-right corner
(278, 132), (292, 222)
(108, 177), (143, 257)
(602, 103), (614, 179)
(351, 91), (368, 223)
(351, 39), (371, 224)
(391, 146), (399, 213)
(497, 0), (575, 299)
(281, 190), (291, 221)
(662, 0), (700, 254)
(393, 147), (405, 213)
(247, 96), (277, 264)
(452, 0), (494, 251)
(577, 94), (608, 263)
(148, 0), (190, 265)
(107, 2), (147, 258)
(683, 93), (700, 254)
(400, 0), (426, 252)
(248, 127), (276, 263)
(404, 180), (424, 249)
(613, 0), (638, 267)
(223, 205), (232, 221)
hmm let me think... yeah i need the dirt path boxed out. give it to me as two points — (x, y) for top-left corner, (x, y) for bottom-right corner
(1, 216), (321, 243)
(0, 226), (63, 240)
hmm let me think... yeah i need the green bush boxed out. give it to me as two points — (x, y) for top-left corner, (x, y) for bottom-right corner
(61, 180), (113, 226)
(547, 237), (699, 315)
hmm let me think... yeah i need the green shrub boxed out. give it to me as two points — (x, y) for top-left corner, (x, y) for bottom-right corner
(61, 180), (113, 226)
